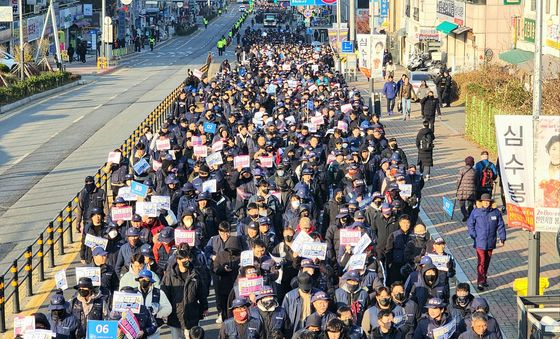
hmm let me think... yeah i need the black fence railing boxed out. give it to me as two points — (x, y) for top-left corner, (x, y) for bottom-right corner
(0, 83), (184, 333)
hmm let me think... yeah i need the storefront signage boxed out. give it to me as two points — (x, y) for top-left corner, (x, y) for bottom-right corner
(436, 0), (465, 26)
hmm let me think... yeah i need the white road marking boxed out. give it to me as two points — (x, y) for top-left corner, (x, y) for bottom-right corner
(73, 115), (85, 123)
(13, 152), (30, 165)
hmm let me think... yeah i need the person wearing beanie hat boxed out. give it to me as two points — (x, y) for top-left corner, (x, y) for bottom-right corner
(76, 175), (107, 233)
(457, 155), (477, 222)
(282, 272), (320, 336)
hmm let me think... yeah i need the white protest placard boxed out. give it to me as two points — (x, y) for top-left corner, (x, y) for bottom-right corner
(151, 195), (171, 211)
(258, 156), (274, 168)
(107, 151), (121, 164)
(75, 267), (101, 286)
(340, 229), (362, 246)
(111, 206), (133, 221)
(193, 69), (203, 79)
(341, 104), (353, 114)
(112, 291), (143, 313)
(427, 254), (450, 272)
(55, 270), (68, 290)
(283, 63), (291, 71)
(84, 234), (109, 250)
(398, 184), (412, 198)
(191, 136), (203, 146)
(291, 231), (314, 253)
(308, 84), (318, 92)
(238, 276), (264, 296)
(202, 179), (217, 193)
(311, 115), (324, 125)
(305, 123), (318, 133)
(212, 140), (224, 152)
(300, 242), (327, 260)
(193, 145), (208, 157)
(175, 229), (196, 246)
(337, 120), (348, 132)
(432, 319), (456, 339)
(240, 250), (254, 267)
(345, 253), (367, 271)
(285, 115), (296, 125)
(14, 316), (35, 337)
(234, 155), (250, 169)
(135, 201), (159, 217)
(353, 233), (372, 254)
(152, 160), (162, 171)
(311, 64), (319, 72)
(288, 80), (297, 88)
(156, 138), (171, 151)
(206, 152), (223, 167)
(23, 329), (56, 339)
(118, 186), (138, 201)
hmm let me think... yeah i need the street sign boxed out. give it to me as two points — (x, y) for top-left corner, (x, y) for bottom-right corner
(87, 320), (118, 339)
(341, 40), (353, 53)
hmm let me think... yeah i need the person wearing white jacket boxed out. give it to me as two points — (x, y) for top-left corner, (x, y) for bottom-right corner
(137, 269), (173, 339)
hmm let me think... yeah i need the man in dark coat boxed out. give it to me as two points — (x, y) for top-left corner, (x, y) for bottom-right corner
(415, 121), (435, 180)
(420, 91), (441, 132)
(161, 245), (209, 337)
(213, 235), (241, 322)
(372, 203), (398, 263)
(457, 156), (477, 222)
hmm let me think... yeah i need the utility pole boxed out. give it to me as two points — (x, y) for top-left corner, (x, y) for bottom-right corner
(336, 0), (341, 71)
(102, 0), (106, 60)
(368, 0), (374, 106)
(348, 0), (355, 42)
(18, 0), (23, 80)
(528, 0), (542, 297)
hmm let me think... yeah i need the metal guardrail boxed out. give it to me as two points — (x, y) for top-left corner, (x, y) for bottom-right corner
(517, 295), (560, 339)
(0, 83), (184, 333)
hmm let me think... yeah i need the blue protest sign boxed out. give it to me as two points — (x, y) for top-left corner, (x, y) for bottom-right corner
(380, 0), (389, 17)
(133, 158), (150, 175)
(307, 100), (314, 110)
(267, 84), (277, 94)
(341, 41), (354, 53)
(203, 122), (217, 134)
(442, 196), (455, 218)
(87, 320), (118, 339)
(130, 181), (148, 198)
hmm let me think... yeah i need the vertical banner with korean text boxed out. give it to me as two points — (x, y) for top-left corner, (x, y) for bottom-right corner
(495, 115), (535, 231)
(534, 115), (560, 232)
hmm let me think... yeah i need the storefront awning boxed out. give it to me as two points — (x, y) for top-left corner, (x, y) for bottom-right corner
(452, 26), (472, 35)
(498, 48), (534, 65)
(436, 21), (458, 35)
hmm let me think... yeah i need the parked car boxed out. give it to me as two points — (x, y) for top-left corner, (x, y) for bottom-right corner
(409, 71), (438, 100)
(0, 51), (17, 71)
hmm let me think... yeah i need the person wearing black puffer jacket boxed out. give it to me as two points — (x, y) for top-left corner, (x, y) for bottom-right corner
(420, 91), (441, 133)
(161, 245), (209, 339)
(213, 236), (242, 322)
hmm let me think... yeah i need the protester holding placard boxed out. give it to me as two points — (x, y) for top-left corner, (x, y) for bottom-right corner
(194, 192), (221, 246)
(413, 297), (455, 339)
(69, 277), (109, 337)
(176, 210), (204, 248)
(115, 227), (145, 276)
(156, 174), (182, 214)
(135, 269), (172, 334)
(119, 253), (161, 291)
(102, 148), (130, 199)
(47, 294), (80, 339)
(80, 208), (110, 264)
(90, 247), (120, 298)
(213, 233), (242, 323)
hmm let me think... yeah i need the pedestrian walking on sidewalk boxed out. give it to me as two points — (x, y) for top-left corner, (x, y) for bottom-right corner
(467, 193), (506, 291)
(457, 156), (477, 222)
(382, 76), (397, 116)
(398, 77), (416, 120)
(415, 121), (435, 180)
(474, 151), (498, 199)
(420, 91), (441, 132)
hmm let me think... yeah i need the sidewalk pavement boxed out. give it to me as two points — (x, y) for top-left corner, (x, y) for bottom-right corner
(349, 73), (560, 338)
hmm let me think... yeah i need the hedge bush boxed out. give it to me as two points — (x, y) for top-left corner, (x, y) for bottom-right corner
(0, 71), (77, 105)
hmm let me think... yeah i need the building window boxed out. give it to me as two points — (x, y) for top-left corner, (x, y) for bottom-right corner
(546, 0), (550, 14)
(530, 0), (536, 11)
(414, 7), (419, 21)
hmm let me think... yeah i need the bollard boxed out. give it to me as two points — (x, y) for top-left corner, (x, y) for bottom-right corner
(11, 261), (19, 314)
(66, 202), (73, 243)
(57, 212), (65, 255)
(0, 275), (5, 333)
(25, 246), (32, 297)
(48, 222), (55, 268)
(38, 234), (45, 281)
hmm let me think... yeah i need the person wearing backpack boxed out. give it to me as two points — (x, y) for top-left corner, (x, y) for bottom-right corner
(420, 91), (441, 133)
(474, 151), (497, 199)
(415, 121), (435, 181)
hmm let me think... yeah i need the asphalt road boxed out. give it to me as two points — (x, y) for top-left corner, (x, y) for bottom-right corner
(0, 7), (243, 271)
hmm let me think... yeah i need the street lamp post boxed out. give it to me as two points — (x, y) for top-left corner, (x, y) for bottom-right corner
(18, 0), (23, 80)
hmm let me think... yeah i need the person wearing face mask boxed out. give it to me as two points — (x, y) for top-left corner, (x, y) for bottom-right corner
(325, 207), (353, 265)
(213, 234), (242, 323)
(283, 195), (303, 230)
(334, 271), (369, 325)
(390, 281), (419, 336)
(282, 272), (321, 335)
(426, 237), (456, 288)
(321, 189), (345, 236)
(273, 163), (297, 209)
(135, 269), (172, 338)
(380, 138), (408, 170)
(80, 208), (109, 264)
(220, 298), (265, 339)
(177, 183), (198, 220)
(141, 243), (164, 280)
(403, 224), (429, 275)
(115, 227), (145, 276)
(162, 245), (209, 339)
(90, 246), (119, 298)
(194, 192), (220, 246)
(409, 264), (450, 312)
(271, 226), (299, 300)
(449, 283), (474, 327)
(70, 277), (110, 338)
(420, 91), (441, 133)
(372, 203), (398, 264)
(48, 294), (80, 339)
(237, 203), (261, 237)
(336, 305), (365, 338)
(413, 297), (455, 339)
(250, 287), (292, 337)
(371, 309), (406, 339)
(120, 253), (162, 290)
(304, 291), (336, 331)
(153, 227), (176, 272)
(76, 176), (107, 234)
(248, 180), (282, 235)
(361, 286), (394, 336)
(364, 192), (384, 227)
(293, 312), (324, 339)
(176, 211), (204, 248)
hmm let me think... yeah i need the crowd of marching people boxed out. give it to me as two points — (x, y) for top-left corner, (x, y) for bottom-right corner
(20, 10), (508, 339)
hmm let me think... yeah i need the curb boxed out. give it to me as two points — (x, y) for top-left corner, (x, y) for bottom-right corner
(0, 79), (88, 115)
